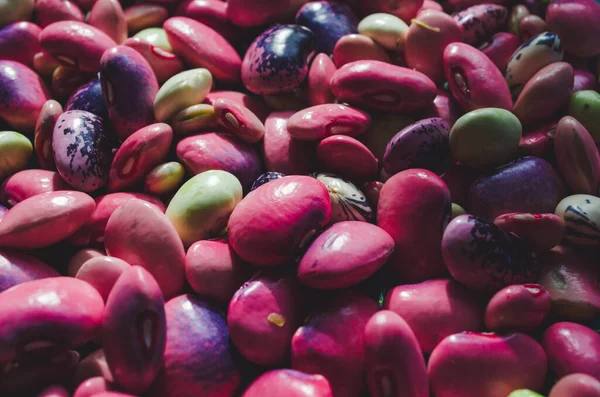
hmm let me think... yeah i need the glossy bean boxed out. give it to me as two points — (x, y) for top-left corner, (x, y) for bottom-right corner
(34, 100), (61, 170)
(555, 194), (600, 247)
(0, 169), (69, 207)
(51, 66), (95, 100)
(519, 15), (547, 42)
(315, 173), (374, 223)
(64, 79), (108, 120)
(573, 70), (598, 92)
(75, 256), (130, 302)
(358, 13), (408, 51)
(122, 37), (185, 85)
(352, 0), (424, 24)
(88, 0), (127, 44)
(100, 45), (159, 142)
(0, 191), (95, 249)
(0, 22), (42, 67)
(33, 51), (60, 78)
(296, 1), (358, 54)
(125, 4), (168, 34)
(307, 53), (337, 106)
(0, 131), (33, 182)
(174, 0), (241, 42)
(40, 21), (117, 73)
(478, 32), (521, 73)
(171, 104), (218, 136)
(485, 284), (551, 332)
(73, 377), (112, 397)
(37, 385), (70, 397)
(333, 34), (391, 67)
(67, 248), (106, 277)
(0, 249), (59, 293)
(35, 0), (85, 29)
(144, 162), (185, 195)
(317, 135), (378, 182)
(549, 374), (600, 397)
(214, 98), (265, 143)
(546, 0), (600, 58)
(493, 212), (564, 252)
(242, 369), (333, 397)
(287, 104), (371, 141)
(154, 69), (212, 123)
(104, 199), (185, 299)
(569, 90), (600, 142)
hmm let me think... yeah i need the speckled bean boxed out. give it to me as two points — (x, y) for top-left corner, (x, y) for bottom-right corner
(242, 24), (315, 95)
(39, 21), (117, 72)
(164, 17), (242, 84)
(88, 0), (127, 44)
(330, 60), (437, 112)
(103, 266), (166, 395)
(0, 191), (95, 249)
(314, 172), (374, 223)
(555, 194), (600, 247)
(0, 277), (104, 362)
(453, 4), (508, 45)
(291, 291), (378, 397)
(64, 79), (108, 120)
(100, 45), (159, 142)
(104, 199), (185, 299)
(0, 22), (41, 67)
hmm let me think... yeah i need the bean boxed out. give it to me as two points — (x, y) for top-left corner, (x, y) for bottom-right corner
(75, 256), (129, 302)
(314, 172), (374, 223)
(242, 370), (333, 397)
(454, 4), (508, 45)
(307, 53), (337, 106)
(549, 374), (600, 397)
(546, 0), (600, 58)
(478, 32), (520, 72)
(214, 98), (266, 143)
(174, 0), (241, 42)
(134, 27), (172, 51)
(493, 212), (565, 252)
(0, 249), (59, 293)
(317, 135), (378, 181)
(88, 0), (127, 45)
(64, 79), (108, 120)
(0, 169), (69, 207)
(358, 13), (409, 51)
(0, 21), (42, 68)
(333, 34), (391, 67)
(34, 0), (84, 29)
(124, 4), (168, 35)
(297, 1), (358, 54)
(555, 194), (600, 247)
(144, 162), (185, 196)
(122, 37), (185, 85)
(287, 104), (371, 141)
(569, 90), (600, 142)
(485, 284), (551, 332)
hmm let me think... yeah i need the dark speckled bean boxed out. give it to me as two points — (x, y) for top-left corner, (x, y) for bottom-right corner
(53, 110), (112, 192)
(0, 22), (42, 68)
(454, 4), (508, 46)
(0, 249), (59, 293)
(0, 60), (51, 135)
(468, 156), (563, 221)
(383, 117), (450, 176)
(39, 21), (117, 73)
(442, 214), (539, 292)
(296, 1), (358, 55)
(100, 45), (159, 142)
(103, 266), (166, 395)
(242, 24), (315, 95)
(65, 79), (109, 121)
(149, 294), (241, 397)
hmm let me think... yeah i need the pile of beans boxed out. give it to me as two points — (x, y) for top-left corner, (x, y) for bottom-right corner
(1, 0), (600, 396)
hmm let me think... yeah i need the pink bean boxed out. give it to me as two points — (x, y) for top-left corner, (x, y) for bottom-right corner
(546, 0), (600, 58)
(308, 53), (337, 106)
(214, 98), (265, 143)
(205, 91), (270, 122)
(67, 248), (106, 277)
(226, 0), (292, 27)
(0, 21), (42, 68)
(104, 199), (185, 299)
(122, 37), (185, 85)
(73, 376), (112, 397)
(0, 169), (70, 207)
(75, 256), (130, 302)
(364, 311), (429, 397)
(242, 369), (333, 397)
(88, 0), (128, 44)
(0, 249), (59, 293)
(484, 284), (551, 332)
(0, 191), (95, 249)
(317, 135), (378, 182)
(478, 32), (520, 72)
(35, 0), (85, 29)
(175, 0), (242, 42)
(286, 104), (371, 141)
(493, 212), (565, 252)
(549, 373), (600, 397)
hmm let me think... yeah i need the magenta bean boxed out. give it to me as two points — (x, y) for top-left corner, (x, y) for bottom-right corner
(32, 51), (59, 77)
(34, 100), (62, 170)
(103, 266), (166, 395)
(0, 21), (42, 67)
(242, 369), (333, 397)
(149, 294), (241, 397)
(228, 273), (300, 366)
(88, 0), (127, 44)
(0, 191), (95, 249)
(0, 249), (59, 293)
(518, 122), (557, 160)
(226, 0), (292, 27)
(331, 60), (436, 112)
(573, 70), (598, 92)
(174, 0), (241, 42)
(383, 117), (451, 176)
(69, 192), (165, 246)
(214, 98), (265, 143)
(108, 123), (172, 192)
(333, 34), (391, 68)
(442, 214), (539, 292)
(52, 110), (111, 192)
(405, 10), (462, 84)
(262, 111), (317, 174)
(0, 60), (51, 135)
(543, 322), (600, 381)
(205, 91), (271, 123)
(40, 21), (117, 72)
(0, 169), (70, 207)
(228, 176), (331, 266)
(317, 135), (378, 182)
(242, 24), (315, 95)
(384, 279), (484, 353)
(364, 311), (429, 397)
(0, 277), (103, 362)
(493, 212), (565, 252)
(100, 45), (159, 142)
(546, 0), (600, 58)
(295, 1), (358, 55)
(185, 237), (250, 303)
(104, 199), (185, 299)
(122, 37), (185, 85)
(67, 249), (106, 278)
(35, 0), (85, 28)
(287, 104), (371, 141)
(73, 349), (113, 386)
(478, 32), (520, 72)
(73, 377), (112, 397)
(468, 156), (563, 220)
(362, 180), (383, 207)
(75, 256), (130, 302)
(38, 385), (70, 397)
(418, 0), (444, 13)
(554, 116), (600, 195)
(513, 62), (574, 126)
(298, 221), (394, 289)
(443, 42), (512, 112)
(51, 66), (95, 100)
(485, 284), (551, 332)
(0, 346), (79, 394)
(308, 53), (337, 106)
(428, 332), (547, 397)
(377, 169), (451, 283)
(124, 4), (169, 35)
(417, 88), (464, 126)
(177, 132), (262, 192)
(519, 15), (547, 42)
(291, 291), (378, 397)
(454, 4), (508, 45)
(351, 0), (424, 23)
(549, 373), (600, 397)
(164, 17), (242, 84)
(65, 79), (108, 121)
